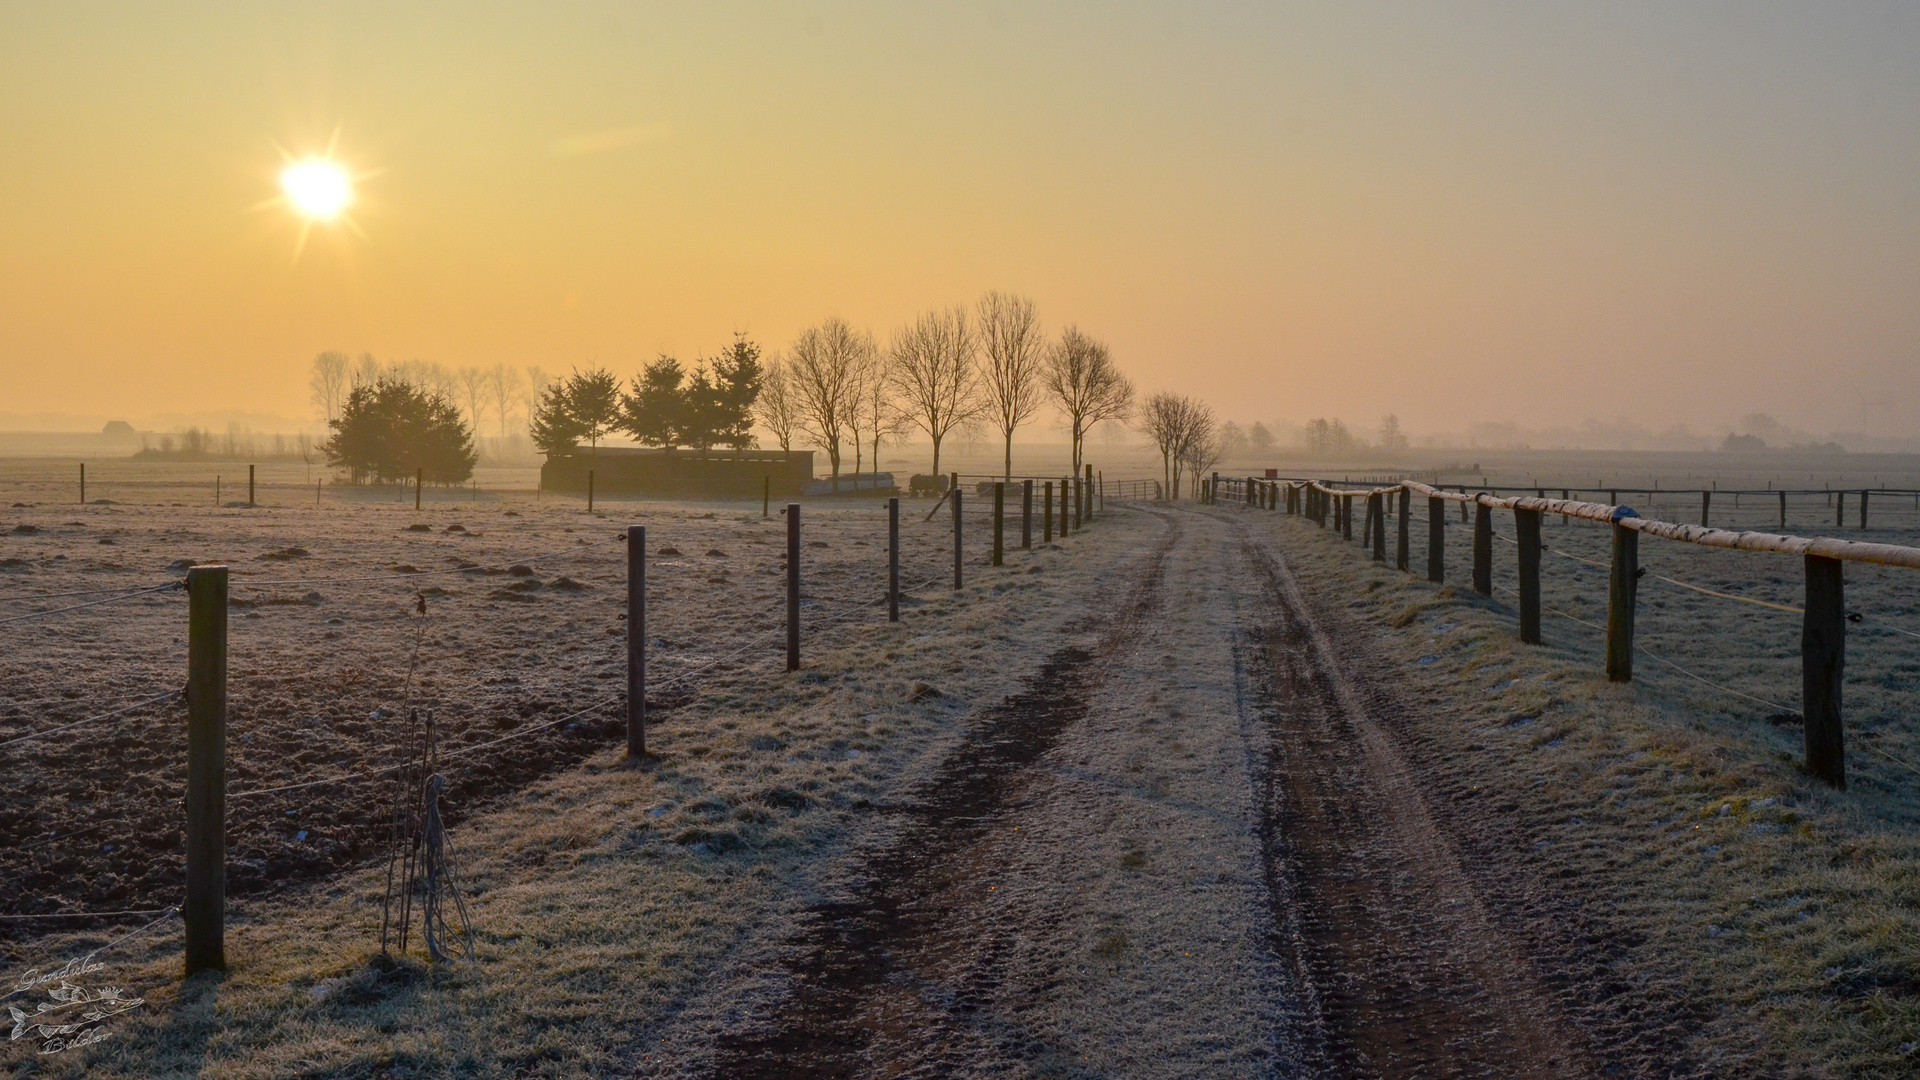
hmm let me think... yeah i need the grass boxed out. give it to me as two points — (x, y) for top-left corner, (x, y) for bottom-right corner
(1273, 508), (1920, 1076)
(1, 502), (1142, 1078)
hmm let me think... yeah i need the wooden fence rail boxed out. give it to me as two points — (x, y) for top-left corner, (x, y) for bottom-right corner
(1204, 473), (1920, 792)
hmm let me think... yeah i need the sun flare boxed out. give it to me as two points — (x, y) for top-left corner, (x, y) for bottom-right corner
(280, 160), (353, 219)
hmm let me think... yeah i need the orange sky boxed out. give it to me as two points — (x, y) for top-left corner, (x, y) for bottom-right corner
(3, 3), (1918, 438)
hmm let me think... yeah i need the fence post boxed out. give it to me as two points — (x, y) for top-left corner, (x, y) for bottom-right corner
(248, 464), (255, 507)
(888, 497), (900, 622)
(1473, 501), (1492, 596)
(1606, 520), (1638, 682)
(1043, 481), (1054, 542)
(1835, 490), (1845, 529)
(1343, 495), (1354, 541)
(587, 469), (594, 513)
(1516, 507), (1542, 644)
(1361, 495), (1375, 551)
(1021, 480), (1033, 549)
(1803, 555), (1846, 788)
(1085, 465), (1095, 521)
(1427, 497), (1445, 583)
(627, 526), (646, 756)
(1860, 490), (1869, 530)
(1370, 493), (1386, 561)
(786, 505), (801, 671)
(185, 565), (228, 973)
(1060, 478), (1070, 536)
(79, 462), (85, 504)
(763, 476), (770, 519)
(952, 488), (964, 589)
(1780, 490), (1787, 530)
(1098, 470), (1103, 512)
(1396, 488), (1410, 570)
(1701, 490), (1710, 528)
(993, 482), (1005, 566)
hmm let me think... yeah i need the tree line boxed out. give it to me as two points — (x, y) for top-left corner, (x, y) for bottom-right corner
(525, 290), (1135, 482)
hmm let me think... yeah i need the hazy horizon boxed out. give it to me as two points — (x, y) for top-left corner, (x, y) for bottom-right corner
(6, 3), (1920, 442)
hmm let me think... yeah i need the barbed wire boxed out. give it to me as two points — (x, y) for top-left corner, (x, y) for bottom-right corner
(0, 690), (180, 750)
(0, 581), (184, 626)
(237, 533), (627, 587)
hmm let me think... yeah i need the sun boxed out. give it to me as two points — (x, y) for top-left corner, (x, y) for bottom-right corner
(280, 160), (353, 219)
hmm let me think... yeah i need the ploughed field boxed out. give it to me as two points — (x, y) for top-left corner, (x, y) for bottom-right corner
(0, 479), (971, 940)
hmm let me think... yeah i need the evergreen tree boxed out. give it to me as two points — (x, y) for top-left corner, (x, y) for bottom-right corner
(321, 378), (477, 483)
(621, 356), (687, 448)
(528, 377), (585, 455)
(710, 333), (764, 450)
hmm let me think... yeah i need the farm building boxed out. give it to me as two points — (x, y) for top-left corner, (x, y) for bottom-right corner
(540, 447), (815, 497)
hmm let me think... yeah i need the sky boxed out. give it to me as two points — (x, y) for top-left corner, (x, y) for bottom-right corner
(3, 2), (1919, 438)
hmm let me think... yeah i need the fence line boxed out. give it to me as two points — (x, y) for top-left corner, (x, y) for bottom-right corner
(1227, 472), (1920, 790)
(4, 472), (1115, 978)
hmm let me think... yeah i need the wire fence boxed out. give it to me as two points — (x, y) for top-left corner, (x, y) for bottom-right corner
(0, 482), (1116, 978)
(1218, 472), (1920, 792)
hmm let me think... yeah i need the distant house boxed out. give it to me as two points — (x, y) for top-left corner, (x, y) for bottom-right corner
(101, 420), (137, 440)
(540, 447), (815, 497)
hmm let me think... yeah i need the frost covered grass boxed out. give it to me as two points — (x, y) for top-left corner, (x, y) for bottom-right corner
(1270, 505), (1920, 1077)
(0, 466), (1145, 1077)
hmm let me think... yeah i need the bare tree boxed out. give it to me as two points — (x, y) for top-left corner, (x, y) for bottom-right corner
(888, 306), (979, 479)
(1043, 326), (1133, 477)
(756, 358), (801, 452)
(456, 366), (489, 435)
(354, 352), (384, 388)
(1179, 406), (1222, 497)
(854, 345), (906, 480)
(787, 317), (869, 481)
(1142, 392), (1213, 499)
(521, 366), (550, 437)
(976, 291), (1047, 480)
(841, 335), (885, 477)
(1378, 414), (1408, 452)
(310, 351), (350, 425)
(487, 364), (522, 438)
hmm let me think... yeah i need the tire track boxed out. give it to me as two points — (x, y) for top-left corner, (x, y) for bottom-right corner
(707, 509), (1185, 1079)
(1233, 516), (1591, 1079)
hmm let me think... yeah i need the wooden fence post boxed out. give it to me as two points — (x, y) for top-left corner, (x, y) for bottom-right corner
(1803, 555), (1846, 788)
(1085, 465), (1095, 521)
(1361, 496), (1375, 552)
(1701, 490), (1710, 527)
(952, 488), (964, 588)
(888, 497), (900, 622)
(786, 505), (801, 671)
(586, 469), (594, 513)
(1780, 490), (1787, 530)
(1343, 495), (1354, 541)
(1427, 497), (1445, 583)
(1060, 478), (1070, 536)
(1859, 490), (1869, 529)
(1368, 493), (1385, 561)
(1043, 481), (1054, 542)
(79, 462), (85, 504)
(763, 476), (770, 519)
(627, 526), (646, 756)
(1835, 490), (1845, 529)
(993, 482), (1005, 566)
(1473, 501), (1492, 595)
(1516, 507), (1542, 644)
(185, 565), (227, 973)
(1606, 520), (1638, 682)
(1459, 488), (1469, 522)
(248, 464), (255, 507)
(1021, 480), (1033, 548)
(1396, 488), (1410, 570)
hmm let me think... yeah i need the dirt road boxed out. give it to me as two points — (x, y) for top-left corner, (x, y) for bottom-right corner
(691, 504), (1592, 1079)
